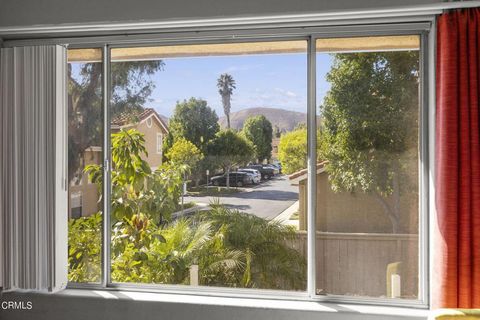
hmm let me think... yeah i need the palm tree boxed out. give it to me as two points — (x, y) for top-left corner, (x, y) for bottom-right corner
(198, 202), (307, 290)
(217, 73), (236, 129)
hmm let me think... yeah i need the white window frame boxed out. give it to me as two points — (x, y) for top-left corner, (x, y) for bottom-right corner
(3, 16), (435, 309)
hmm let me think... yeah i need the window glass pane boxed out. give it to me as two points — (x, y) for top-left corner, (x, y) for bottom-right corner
(67, 48), (103, 283)
(108, 41), (308, 290)
(315, 35), (420, 299)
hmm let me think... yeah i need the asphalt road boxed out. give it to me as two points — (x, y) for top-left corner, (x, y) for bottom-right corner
(183, 175), (299, 220)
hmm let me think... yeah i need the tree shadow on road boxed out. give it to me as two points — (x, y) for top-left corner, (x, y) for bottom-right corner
(222, 190), (298, 201)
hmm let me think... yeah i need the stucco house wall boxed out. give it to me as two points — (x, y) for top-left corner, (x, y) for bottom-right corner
(294, 169), (418, 234)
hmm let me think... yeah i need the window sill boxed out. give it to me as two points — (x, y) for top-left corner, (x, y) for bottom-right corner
(1, 288), (430, 320)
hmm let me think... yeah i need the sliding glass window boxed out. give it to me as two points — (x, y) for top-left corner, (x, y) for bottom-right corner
(315, 35), (421, 300)
(108, 41), (307, 289)
(66, 31), (426, 304)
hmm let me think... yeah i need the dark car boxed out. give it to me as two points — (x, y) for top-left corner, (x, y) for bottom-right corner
(271, 163), (282, 174)
(210, 172), (253, 187)
(246, 164), (275, 180)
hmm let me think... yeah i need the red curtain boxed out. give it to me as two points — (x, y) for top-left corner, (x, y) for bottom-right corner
(434, 8), (480, 308)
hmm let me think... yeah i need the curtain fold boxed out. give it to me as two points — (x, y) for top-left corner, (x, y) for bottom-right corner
(434, 8), (480, 308)
(0, 45), (68, 292)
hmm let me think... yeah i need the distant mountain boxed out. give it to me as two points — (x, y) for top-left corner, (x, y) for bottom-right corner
(218, 107), (306, 132)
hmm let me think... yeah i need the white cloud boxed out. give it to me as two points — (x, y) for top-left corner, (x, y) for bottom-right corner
(219, 64), (264, 74)
(231, 87), (306, 113)
(273, 87), (298, 98)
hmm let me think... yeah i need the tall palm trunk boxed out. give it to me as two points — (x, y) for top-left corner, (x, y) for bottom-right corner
(223, 95), (231, 129)
(217, 73), (236, 130)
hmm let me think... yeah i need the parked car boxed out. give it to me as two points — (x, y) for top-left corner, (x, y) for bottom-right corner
(246, 164), (275, 180)
(238, 168), (261, 184)
(270, 163), (282, 174)
(210, 172), (253, 187)
(263, 164), (279, 175)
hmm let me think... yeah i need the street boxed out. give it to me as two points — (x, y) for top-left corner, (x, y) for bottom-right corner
(184, 175), (299, 220)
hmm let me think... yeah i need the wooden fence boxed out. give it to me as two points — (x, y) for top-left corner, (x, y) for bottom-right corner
(290, 231), (418, 298)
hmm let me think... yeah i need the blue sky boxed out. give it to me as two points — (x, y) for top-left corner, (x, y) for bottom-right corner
(71, 53), (333, 118)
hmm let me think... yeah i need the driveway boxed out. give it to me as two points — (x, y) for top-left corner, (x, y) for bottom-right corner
(183, 175), (298, 220)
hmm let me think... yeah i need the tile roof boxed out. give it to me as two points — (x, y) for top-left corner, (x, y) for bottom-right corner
(111, 108), (167, 129)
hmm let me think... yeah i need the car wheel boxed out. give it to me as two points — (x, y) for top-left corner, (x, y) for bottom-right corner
(264, 174), (270, 180)
(213, 180), (219, 186)
(237, 181), (243, 187)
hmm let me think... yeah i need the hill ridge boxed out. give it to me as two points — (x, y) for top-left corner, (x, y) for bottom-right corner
(218, 107), (306, 132)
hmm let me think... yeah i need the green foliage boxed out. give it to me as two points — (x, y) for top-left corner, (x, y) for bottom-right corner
(111, 219), (242, 285)
(110, 61), (165, 115)
(278, 128), (307, 174)
(168, 98), (219, 153)
(165, 138), (204, 171)
(198, 203), (306, 290)
(69, 205), (305, 290)
(242, 115), (273, 162)
(68, 213), (102, 283)
(69, 128), (304, 290)
(68, 60), (163, 182)
(85, 129), (187, 225)
(278, 128), (320, 175)
(217, 73), (236, 129)
(319, 51), (419, 232)
(207, 129), (255, 187)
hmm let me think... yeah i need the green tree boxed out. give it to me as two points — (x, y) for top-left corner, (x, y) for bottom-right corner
(198, 203), (306, 290)
(68, 213), (102, 283)
(166, 138), (204, 170)
(242, 115), (273, 162)
(69, 128), (304, 290)
(207, 129), (254, 188)
(68, 60), (163, 182)
(320, 51), (419, 233)
(278, 127), (321, 174)
(168, 98), (220, 153)
(278, 128), (307, 174)
(217, 73), (236, 129)
(166, 138), (204, 192)
(85, 129), (186, 226)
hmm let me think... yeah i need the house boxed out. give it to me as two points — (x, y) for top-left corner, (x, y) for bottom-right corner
(288, 162), (418, 234)
(289, 162), (419, 297)
(68, 146), (102, 219)
(68, 108), (169, 218)
(111, 108), (169, 170)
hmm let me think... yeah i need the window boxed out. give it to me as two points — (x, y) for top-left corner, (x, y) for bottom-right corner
(108, 40), (308, 290)
(67, 48), (103, 283)
(66, 30), (427, 306)
(315, 35), (421, 300)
